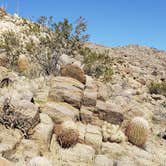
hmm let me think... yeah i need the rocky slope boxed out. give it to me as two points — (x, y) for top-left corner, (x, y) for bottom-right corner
(0, 10), (165, 166)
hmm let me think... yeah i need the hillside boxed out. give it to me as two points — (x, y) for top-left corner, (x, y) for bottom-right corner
(0, 9), (165, 166)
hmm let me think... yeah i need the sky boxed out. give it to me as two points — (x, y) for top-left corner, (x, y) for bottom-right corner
(1, 0), (166, 50)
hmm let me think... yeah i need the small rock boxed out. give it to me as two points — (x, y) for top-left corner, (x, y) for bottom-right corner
(101, 142), (126, 159)
(102, 121), (126, 143)
(50, 135), (95, 165)
(85, 125), (102, 152)
(96, 81), (109, 101)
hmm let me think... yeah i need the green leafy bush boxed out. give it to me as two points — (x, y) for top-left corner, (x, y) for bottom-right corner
(0, 31), (21, 67)
(80, 47), (113, 82)
(148, 81), (166, 97)
(36, 16), (89, 55)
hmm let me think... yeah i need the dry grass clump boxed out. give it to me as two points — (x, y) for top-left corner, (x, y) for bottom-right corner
(148, 81), (166, 97)
(54, 124), (79, 148)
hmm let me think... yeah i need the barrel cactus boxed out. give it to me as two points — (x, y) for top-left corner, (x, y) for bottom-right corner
(126, 117), (149, 147)
(17, 54), (29, 72)
(57, 128), (79, 148)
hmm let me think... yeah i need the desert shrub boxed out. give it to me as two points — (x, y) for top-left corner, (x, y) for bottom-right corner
(28, 16), (89, 76)
(37, 16), (89, 55)
(0, 7), (7, 18)
(28, 23), (41, 34)
(148, 81), (166, 97)
(0, 31), (21, 67)
(25, 39), (36, 53)
(80, 47), (113, 82)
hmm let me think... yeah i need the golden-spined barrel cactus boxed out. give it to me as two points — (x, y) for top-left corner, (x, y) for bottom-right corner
(17, 54), (29, 72)
(57, 128), (79, 148)
(126, 117), (149, 147)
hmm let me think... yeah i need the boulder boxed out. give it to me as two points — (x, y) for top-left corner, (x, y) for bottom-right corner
(31, 113), (54, 152)
(77, 122), (86, 141)
(6, 139), (40, 163)
(20, 90), (33, 102)
(125, 101), (153, 121)
(0, 124), (22, 153)
(85, 75), (97, 89)
(34, 86), (49, 104)
(0, 99), (40, 137)
(28, 156), (52, 166)
(83, 88), (97, 106)
(94, 155), (113, 166)
(48, 76), (84, 108)
(103, 111), (124, 125)
(95, 100), (107, 113)
(95, 100), (124, 125)
(42, 102), (80, 122)
(58, 54), (75, 65)
(115, 156), (136, 166)
(96, 81), (109, 101)
(50, 135), (95, 165)
(104, 101), (124, 125)
(61, 120), (78, 130)
(60, 64), (86, 84)
(80, 106), (93, 124)
(85, 125), (102, 152)
(101, 142), (126, 159)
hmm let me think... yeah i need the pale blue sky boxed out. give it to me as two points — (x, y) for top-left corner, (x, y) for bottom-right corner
(1, 0), (166, 50)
